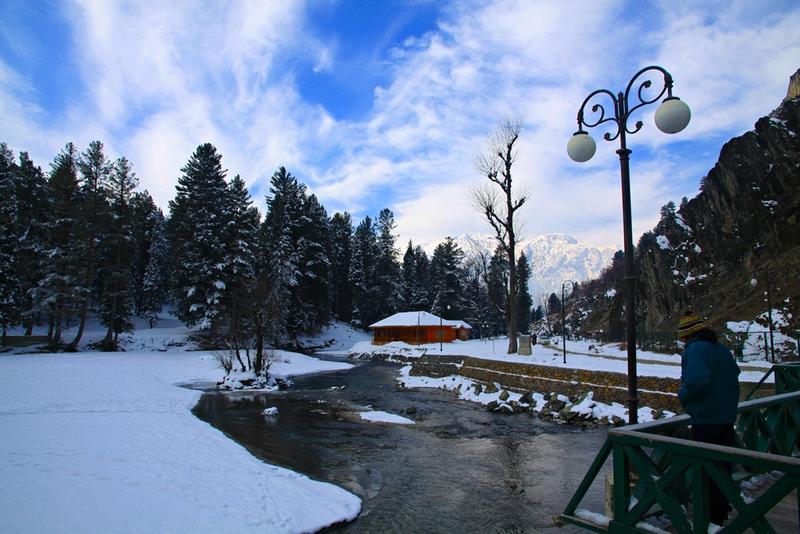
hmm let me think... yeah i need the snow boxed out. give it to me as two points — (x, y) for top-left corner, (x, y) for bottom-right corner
(359, 411), (415, 425)
(605, 288), (617, 298)
(369, 310), (463, 328)
(655, 235), (671, 250)
(351, 337), (772, 382)
(0, 345), (360, 532)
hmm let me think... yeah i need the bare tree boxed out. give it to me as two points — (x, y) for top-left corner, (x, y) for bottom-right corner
(472, 117), (527, 353)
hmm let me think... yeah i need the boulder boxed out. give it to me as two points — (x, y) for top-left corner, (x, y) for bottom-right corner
(611, 415), (626, 426)
(473, 383), (483, 395)
(499, 389), (510, 401)
(487, 400), (500, 411)
(405, 406), (417, 415)
(484, 382), (499, 394)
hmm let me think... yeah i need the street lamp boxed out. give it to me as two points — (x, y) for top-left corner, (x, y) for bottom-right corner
(561, 280), (576, 364)
(751, 273), (776, 362)
(568, 66), (690, 424)
(440, 304), (451, 351)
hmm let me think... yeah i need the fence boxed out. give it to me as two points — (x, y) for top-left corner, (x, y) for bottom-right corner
(558, 363), (800, 533)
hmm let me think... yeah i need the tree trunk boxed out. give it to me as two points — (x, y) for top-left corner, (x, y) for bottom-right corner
(67, 303), (87, 351)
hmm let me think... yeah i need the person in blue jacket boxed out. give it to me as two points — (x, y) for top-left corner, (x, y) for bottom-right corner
(677, 311), (741, 526)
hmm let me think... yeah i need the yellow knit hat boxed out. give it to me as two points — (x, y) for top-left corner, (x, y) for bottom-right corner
(678, 311), (706, 338)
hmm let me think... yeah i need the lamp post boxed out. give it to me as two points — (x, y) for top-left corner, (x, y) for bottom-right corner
(567, 66), (691, 424)
(561, 280), (576, 364)
(751, 273), (776, 362)
(440, 304), (451, 351)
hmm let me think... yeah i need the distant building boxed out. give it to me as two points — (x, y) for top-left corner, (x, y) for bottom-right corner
(369, 311), (472, 345)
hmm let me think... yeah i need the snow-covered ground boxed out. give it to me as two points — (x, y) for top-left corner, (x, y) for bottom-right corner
(351, 335), (774, 424)
(349, 337), (773, 383)
(0, 317), (780, 531)
(0, 320), (361, 533)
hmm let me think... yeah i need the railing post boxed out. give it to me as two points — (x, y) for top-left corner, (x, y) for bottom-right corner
(612, 443), (630, 524)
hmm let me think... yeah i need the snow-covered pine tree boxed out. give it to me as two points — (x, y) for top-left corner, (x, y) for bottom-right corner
(14, 152), (50, 335)
(328, 212), (353, 323)
(167, 143), (231, 330)
(0, 144), (20, 340)
(68, 141), (113, 350)
(349, 216), (378, 329)
(141, 212), (169, 328)
(98, 157), (138, 349)
(261, 167), (304, 338)
(33, 143), (82, 347)
(400, 241), (416, 310)
(412, 245), (431, 310)
(223, 174), (260, 347)
(515, 253), (533, 334)
(374, 208), (401, 318)
(298, 194), (331, 331)
(129, 191), (162, 316)
(429, 236), (464, 318)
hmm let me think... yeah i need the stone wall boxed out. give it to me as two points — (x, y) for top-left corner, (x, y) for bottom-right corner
(393, 353), (684, 413)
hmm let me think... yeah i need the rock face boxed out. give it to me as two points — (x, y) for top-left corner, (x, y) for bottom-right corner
(574, 72), (800, 340)
(786, 68), (800, 102)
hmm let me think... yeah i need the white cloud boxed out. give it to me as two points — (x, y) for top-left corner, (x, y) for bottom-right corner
(1, 0), (798, 252)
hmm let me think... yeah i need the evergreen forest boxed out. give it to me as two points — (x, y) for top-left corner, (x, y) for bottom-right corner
(0, 141), (536, 351)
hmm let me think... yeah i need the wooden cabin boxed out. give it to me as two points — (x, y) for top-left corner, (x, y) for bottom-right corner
(369, 311), (472, 345)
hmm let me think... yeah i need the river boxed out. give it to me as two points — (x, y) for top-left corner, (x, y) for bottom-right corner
(192, 357), (610, 533)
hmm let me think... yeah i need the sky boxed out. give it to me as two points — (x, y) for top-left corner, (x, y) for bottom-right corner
(1, 0), (799, 250)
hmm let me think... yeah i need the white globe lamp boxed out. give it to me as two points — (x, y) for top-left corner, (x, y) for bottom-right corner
(567, 131), (596, 163)
(654, 97), (691, 134)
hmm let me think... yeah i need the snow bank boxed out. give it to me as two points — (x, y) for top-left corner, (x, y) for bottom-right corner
(0, 351), (360, 533)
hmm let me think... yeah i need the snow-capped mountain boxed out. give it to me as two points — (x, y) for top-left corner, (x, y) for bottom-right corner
(426, 233), (616, 299)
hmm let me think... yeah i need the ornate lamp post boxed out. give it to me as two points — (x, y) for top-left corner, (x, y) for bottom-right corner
(567, 66), (691, 424)
(561, 280), (576, 364)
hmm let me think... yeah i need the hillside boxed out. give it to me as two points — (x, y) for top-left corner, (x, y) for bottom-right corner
(570, 69), (800, 349)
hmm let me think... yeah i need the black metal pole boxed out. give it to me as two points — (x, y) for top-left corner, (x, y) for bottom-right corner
(562, 283), (567, 364)
(766, 274), (775, 362)
(617, 124), (639, 425)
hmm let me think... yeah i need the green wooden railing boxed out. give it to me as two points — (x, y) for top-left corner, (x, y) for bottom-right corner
(558, 387), (800, 533)
(745, 362), (800, 400)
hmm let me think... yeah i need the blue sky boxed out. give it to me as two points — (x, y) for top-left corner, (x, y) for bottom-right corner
(1, 0), (799, 250)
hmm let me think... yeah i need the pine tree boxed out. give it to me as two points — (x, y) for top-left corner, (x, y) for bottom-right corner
(548, 292), (562, 314)
(141, 213), (169, 328)
(400, 241), (416, 309)
(34, 143), (82, 347)
(374, 208), (401, 318)
(0, 144), (20, 340)
(223, 174), (260, 341)
(298, 194), (331, 330)
(349, 216), (378, 329)
(14, 152), (49, 335)
(329, 212), (353, 322)
(68, 141), (112, 350)
(261, 167), (304, 337)
(429, 237), (464, 318)
(129, 191), (161, 316)
(98, 157), (138, 349)
(167, 143), (231, 329)
(515, 253), (533, 334)
(486, 245), (509, 336)
(412, 245), (431, 310)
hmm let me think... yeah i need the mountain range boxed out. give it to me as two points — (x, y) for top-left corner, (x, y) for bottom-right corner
(425, 232), (616, 299)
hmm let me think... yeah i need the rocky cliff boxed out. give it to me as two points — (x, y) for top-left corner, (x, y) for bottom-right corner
(572, 71), (800, 344)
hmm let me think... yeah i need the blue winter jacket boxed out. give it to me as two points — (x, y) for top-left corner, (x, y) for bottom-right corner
(678, 337), (741, 424)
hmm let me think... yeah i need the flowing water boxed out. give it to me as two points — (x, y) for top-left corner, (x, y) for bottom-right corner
(192, 357), (610, 533)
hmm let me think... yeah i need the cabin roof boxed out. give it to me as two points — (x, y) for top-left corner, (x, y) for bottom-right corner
(369, 311), (472, 329)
